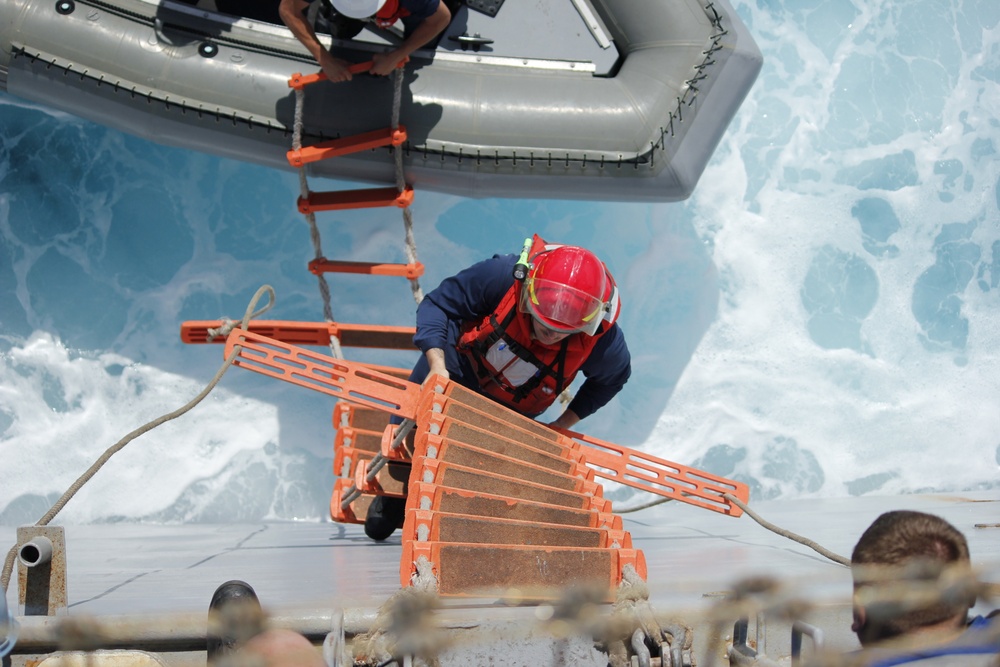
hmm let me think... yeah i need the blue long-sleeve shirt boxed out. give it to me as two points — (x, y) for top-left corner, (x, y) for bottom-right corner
(412, 253), (631, 420)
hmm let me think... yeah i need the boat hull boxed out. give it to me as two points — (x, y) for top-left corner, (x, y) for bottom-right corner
(0, 0), (762, 202)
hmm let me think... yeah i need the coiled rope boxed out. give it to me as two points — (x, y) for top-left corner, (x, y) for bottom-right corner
(0, 285), (277, 596)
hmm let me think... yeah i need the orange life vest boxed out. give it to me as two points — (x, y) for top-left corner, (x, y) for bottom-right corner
(374, 0), (411, 28)
(456, 236), (619, 416)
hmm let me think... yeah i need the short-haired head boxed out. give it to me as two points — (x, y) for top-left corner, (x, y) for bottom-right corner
(850, 510), (974, 646)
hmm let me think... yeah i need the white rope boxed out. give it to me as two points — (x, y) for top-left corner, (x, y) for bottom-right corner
(291, 67), (423, 356)
(410, 555), (438, 592)
(724, 493), (850, 567)
(205, 295), (276, 341)
(605, 564), (663, 667)
(1, 286), (276, 595)
(391, 67), (423, 305)
(206, 317), (238, 341)
(292, 87), (343, 359)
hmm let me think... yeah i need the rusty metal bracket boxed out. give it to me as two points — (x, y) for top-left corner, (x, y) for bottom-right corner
(16, 526), (67, 616)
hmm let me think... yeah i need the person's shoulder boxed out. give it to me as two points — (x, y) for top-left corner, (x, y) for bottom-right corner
(478, 254), (517, 287)
(401, 0), (440, 14)
(595, 321), (628, 348)
(490, 252), (517, 265)
(445, 253), (515, 292)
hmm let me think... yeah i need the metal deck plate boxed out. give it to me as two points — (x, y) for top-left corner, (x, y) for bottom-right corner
(4, 492), (998, 659)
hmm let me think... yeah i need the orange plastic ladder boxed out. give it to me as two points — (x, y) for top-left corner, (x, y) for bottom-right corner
(288, 58), (414, 215)
(222, 329), (750, 516)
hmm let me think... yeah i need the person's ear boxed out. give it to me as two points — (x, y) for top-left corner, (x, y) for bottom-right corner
(851, 606), (866, 635)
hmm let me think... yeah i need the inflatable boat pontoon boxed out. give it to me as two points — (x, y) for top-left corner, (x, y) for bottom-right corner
(0, 0), (762, 202)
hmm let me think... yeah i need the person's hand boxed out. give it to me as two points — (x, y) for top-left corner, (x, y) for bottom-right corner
(318, 50), (353, 82)
(370, 49), (404, 76)
(424, 364), (449, 385)
(421, 369), (449, 389)
(422, 348), (449, 387)
(547, 409), (581, 430)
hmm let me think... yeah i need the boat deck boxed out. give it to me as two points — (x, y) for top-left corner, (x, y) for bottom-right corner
(4, 491), (998, 662)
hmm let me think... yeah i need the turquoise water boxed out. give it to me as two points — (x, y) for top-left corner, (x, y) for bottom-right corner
(1, 0), (998, 523)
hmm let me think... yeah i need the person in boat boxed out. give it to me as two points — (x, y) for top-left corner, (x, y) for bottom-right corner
(278, 0), (453, 83)
(850, 510), (1000, 665)
(365, 234), (631, 540)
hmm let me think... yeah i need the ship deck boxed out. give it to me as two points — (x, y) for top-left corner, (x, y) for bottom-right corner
(4, 491), (998, 663)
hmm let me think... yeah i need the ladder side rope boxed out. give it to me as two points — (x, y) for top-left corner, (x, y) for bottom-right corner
(0, 286), (277, 596)
(392, 66), (423, 305)
(292, 86), (343, 360)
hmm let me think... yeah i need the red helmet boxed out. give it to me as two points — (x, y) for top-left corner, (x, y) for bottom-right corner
(519, 245), (610, 336)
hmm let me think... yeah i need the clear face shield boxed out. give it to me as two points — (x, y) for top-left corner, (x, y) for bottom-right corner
(519, 277), (606, 336)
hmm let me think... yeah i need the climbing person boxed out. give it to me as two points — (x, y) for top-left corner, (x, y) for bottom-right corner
(364, 234), (631, 540)
(278, 0), (453, 83)
(850, 510), (1000, 665)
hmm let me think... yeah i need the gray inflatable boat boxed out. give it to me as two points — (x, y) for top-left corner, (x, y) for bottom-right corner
(0, 0), (762, 202)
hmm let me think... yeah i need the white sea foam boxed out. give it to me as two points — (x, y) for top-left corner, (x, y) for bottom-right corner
(0, 0), (997, 524)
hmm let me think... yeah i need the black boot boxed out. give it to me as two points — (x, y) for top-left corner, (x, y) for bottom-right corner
(364, 495), (406, 541)
(207, 580), (263, 662)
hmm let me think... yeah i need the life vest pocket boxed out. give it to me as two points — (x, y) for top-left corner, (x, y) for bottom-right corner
(484, 339), (539, 387)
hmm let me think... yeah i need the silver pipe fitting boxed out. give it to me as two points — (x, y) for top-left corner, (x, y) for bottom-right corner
(18, 536), (53, 568)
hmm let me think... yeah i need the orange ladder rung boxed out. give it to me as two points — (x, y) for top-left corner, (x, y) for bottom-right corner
(288, 62), (373, 89)
(180, 320), (416, 350)
(308, 258), (424, 279)
(401, 540), (645, 600)
(298, 186), (414, 213)
(288, 127), (408, 168)
(287, 57), (408, 90)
